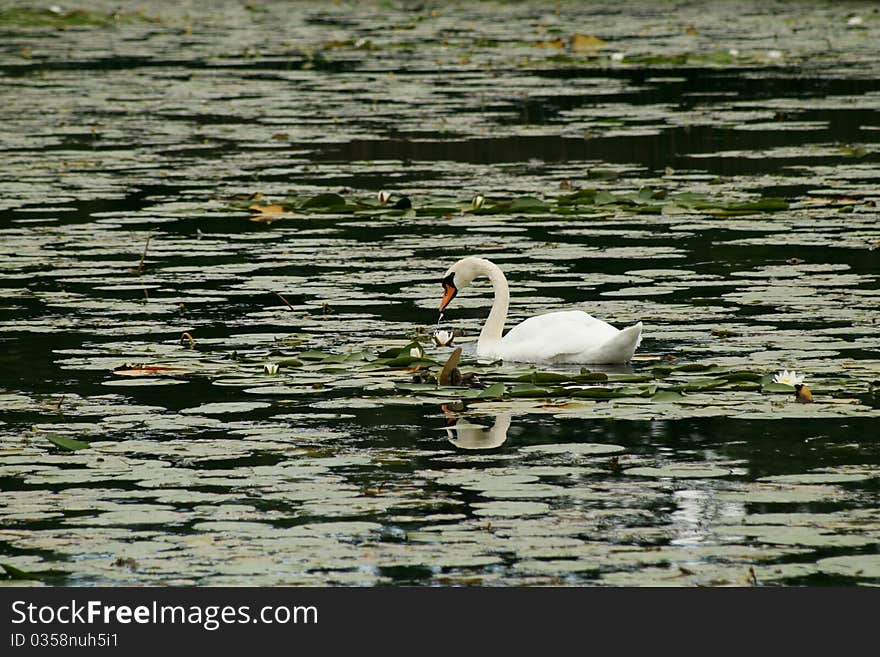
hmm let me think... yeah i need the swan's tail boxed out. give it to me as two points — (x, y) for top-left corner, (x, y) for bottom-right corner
(611, 321), (643, 362)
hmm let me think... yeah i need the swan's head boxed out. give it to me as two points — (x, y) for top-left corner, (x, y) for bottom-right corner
(439, 257), (488, 311)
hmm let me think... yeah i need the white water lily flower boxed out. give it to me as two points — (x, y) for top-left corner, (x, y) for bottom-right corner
(728, 48), (740, 57)
(433, 330), (454, 347)
(263, 363), (279, 375)
(377, 190), (391, 205)
(772, 369), (804, 386)
(847, 16), (863, 26)
(610, 52), (625, 62)
(409, 345), (424, 358)
(471, 194), (485, 210)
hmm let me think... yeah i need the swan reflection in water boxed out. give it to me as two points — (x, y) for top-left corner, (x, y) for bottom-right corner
(443, 411), (512, 450)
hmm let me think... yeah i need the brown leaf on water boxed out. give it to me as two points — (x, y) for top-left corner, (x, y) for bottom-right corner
(571, 33), (605, 51)
(794, 383), (813, 403)
(802, 196), (863, 206)
(113, 363), (191, 377)
(248, 204), (289, 223)
(438, 347), (462, 386)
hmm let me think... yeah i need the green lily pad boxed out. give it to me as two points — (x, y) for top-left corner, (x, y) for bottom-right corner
(625, 464), (732, 479)
(471, 382), (506, 399)
(520, 443), (625, 456)
(571, 386), (650, 399)
(763, 382), (798, 393)
(651, 390), (686, 402)
(509, 384), (555, 398)
(0, 562), (42, 581)
(300, 193), (347, 209)
(816, 554), (880, 579)
(46, 434), (90, 451)
(758, 473), (872, 485)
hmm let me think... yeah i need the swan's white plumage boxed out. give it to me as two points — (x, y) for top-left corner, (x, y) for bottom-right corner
(488, 311), (642, 364)
(440, 257), (643, 365)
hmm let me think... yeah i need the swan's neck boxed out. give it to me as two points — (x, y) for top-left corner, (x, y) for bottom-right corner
(477, 260), (509, 353)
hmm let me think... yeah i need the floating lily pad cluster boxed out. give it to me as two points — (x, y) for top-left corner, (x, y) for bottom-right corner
(237, 187), (788, 220)
(214, 341), (879, 421)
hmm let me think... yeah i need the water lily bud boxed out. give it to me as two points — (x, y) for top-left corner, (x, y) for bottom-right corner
(471, 194), (485, 209)
(409, 346), (424, 358)
(378, 190), (391, 205)
(433, 330), (454, 346)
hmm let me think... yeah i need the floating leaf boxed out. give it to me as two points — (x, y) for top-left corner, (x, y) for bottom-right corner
(763, 382), (797, 393)
(473, 382), (506, 399)
(509, 196), (548, 211)
(675, 363), (720, 372)
(297, 350), (330, 361)
(571, 386), (649, 399)
(509, 384), (555, 398)
(557, 189), (598, 205)
(248, 204), (291, 223)
(113, 364), (191, 377)
(534, 38), (566, 49)
(651, 390), (686, 402)
(594, 190), (617, 205)
(571, 33), (606, 51)
(300, 193), (347, 209)
(625, 464), (732, 478)
(521, 443), (625, 456)
(438, 347), (462, 386)
(46, 434), (90, 451)
(817, 554), (880, 579)
(0, 563), (41, 581)
(722, 371), (763, 382)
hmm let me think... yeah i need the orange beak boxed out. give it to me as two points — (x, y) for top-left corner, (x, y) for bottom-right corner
(439, 283), (457, 311)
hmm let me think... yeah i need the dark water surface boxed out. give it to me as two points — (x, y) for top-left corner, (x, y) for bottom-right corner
(1, 1), (878, 586)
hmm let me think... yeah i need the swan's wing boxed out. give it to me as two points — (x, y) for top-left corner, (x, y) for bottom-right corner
(501, 310), (624, 362)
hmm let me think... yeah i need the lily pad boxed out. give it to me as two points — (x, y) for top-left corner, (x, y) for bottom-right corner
(520, 443), (625, 456)
(816, 554), (880, 580)
(45, 435), (90, 451)
(625, 465), (732, 479)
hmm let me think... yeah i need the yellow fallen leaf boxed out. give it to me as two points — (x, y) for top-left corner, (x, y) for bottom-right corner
(571, 33), (605, 50)
(248, 204), (288, 223)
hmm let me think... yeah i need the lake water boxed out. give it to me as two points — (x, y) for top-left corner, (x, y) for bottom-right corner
(1, 1), (878, 586)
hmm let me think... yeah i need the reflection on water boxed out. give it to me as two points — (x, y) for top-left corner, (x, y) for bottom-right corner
(0, 0), (879, 587)
(445, 413), (512, 450)
(670, 488), (745, 548)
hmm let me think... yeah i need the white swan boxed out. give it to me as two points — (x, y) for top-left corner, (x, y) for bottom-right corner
(438, 257), (642, 364)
